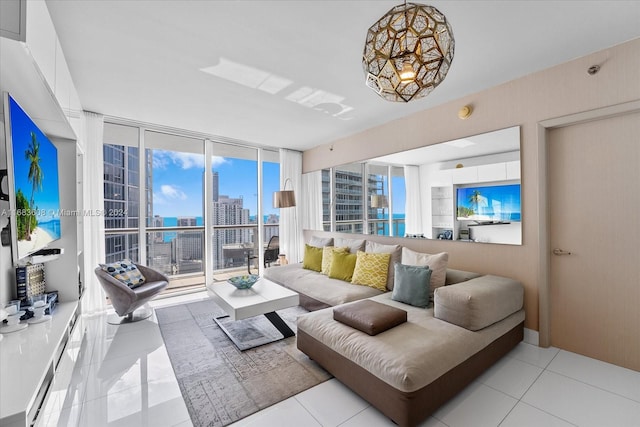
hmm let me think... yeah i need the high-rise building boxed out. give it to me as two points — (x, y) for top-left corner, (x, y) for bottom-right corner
(212, 194), (252, 270)
(322, 168), (383, 234)
(212, 171), (219, 202)
(103, 144), (148, 263)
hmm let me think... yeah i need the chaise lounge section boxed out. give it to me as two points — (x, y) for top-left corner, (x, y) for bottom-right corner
(265, 233), (525, 427)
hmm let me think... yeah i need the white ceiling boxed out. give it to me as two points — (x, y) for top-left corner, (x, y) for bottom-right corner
(45, 1), (640, 152)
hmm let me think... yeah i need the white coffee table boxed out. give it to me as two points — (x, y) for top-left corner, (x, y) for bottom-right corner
(206, 277), (299, 350)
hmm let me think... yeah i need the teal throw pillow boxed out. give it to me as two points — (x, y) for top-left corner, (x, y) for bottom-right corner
(100, 259), (146, 289)
(391, 263), (432, 308)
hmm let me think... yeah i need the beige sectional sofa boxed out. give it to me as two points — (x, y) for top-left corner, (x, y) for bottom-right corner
(264, 233), (524, 427)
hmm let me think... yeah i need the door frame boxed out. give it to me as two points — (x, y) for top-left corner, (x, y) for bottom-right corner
(537, 99), (640, 347)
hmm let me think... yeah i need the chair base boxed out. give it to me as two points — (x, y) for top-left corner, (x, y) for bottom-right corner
(107, 305), (153, 325)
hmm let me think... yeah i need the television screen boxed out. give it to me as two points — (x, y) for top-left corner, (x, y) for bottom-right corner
(4, 93), (61, 260)
(456, 184), (521, 222)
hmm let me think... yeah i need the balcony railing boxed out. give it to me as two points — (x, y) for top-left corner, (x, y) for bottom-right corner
(323, 218), (405, 237)
(105, 223), (280, 292)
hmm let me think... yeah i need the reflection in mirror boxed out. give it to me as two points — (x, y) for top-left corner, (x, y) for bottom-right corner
(318, 126), (521, 245)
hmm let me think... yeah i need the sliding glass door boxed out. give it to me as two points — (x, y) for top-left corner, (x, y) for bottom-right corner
(145, 131), (205, 290)
(103, 123), (280, 291)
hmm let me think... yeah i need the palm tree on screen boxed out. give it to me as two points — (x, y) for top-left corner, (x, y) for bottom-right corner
(25, 131), (43, 239)
(469, 190), (483, 215)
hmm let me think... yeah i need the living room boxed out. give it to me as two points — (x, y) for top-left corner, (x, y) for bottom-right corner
(0, 1), (639, 426)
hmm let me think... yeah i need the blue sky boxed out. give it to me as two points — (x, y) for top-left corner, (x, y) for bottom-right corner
(9, 95), (61, 221)
(150, 149), (280, 218)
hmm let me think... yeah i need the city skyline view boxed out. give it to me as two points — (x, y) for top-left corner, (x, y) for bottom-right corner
(150, 149), (281, 218)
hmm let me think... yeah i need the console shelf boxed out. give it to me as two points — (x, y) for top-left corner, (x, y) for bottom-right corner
(0, 301), (79, 427)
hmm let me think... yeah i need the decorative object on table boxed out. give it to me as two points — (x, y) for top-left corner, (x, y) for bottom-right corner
(27, 294), (51, 324)
(45, 291), (58, 315)
(16, 263), (46, 305)
(227, 274), (259, 289)
(1, 300), (28, 333)
(363, 1), (454, 102)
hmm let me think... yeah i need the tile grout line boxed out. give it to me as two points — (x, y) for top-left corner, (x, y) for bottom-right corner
(293, 395), (326, 426)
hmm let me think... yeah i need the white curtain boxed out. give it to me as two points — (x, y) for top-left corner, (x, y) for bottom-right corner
(279, 149), (303, 263)
(404, 165), (423, 235)
(80, 111), (106, 315)
(301, 170), (323, 231)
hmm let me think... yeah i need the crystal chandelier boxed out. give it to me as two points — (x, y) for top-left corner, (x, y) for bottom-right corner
(362, 2), (454, 102)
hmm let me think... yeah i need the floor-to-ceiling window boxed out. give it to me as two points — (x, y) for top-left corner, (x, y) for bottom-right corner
(145, 131), (205, 291)
(102, 122), (280, 291)
(321, 163), (406, 236)
(262, 149), (280, 262)
(103, 124), (140, 263)
(209, 144), (257, 278)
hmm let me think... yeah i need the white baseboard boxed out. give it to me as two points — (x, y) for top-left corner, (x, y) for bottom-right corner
(523, 328), (539, 346)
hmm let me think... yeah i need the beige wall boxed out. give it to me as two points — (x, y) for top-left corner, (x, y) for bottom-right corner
(302, 37), (640, 332)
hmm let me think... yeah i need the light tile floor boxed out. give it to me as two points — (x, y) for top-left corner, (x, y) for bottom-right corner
(36, 291), (640, 427)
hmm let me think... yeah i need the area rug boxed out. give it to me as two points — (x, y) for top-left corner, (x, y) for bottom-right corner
(156, 299), (331, 427)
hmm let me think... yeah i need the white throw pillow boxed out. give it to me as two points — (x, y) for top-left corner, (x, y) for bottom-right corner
(401, 248), (449, 295)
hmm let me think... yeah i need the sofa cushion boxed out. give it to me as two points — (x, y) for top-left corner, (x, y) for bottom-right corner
(328, 251), (358, 282)
(351, 251), (391, 292)
(335, 237), (366, 254)
(100, 259), (146, 288)
(310, 236), (334, 247)
(401, 248), (449, 297)
(391, 263), (432, 308)
(297, 292), (525, 393)
(365, 241), (402, 291)
(445, 268), (483, 286)
(333, 300), (407, 336)
(302, 244), (323, 272)
(264, 263), (383, 307)
(434, 275), (524, 331)
(321, 246), (349, 275)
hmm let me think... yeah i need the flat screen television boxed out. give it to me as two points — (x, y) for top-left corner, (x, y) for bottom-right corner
(456, 183), (521, 222)
(2, 93), (61, 261)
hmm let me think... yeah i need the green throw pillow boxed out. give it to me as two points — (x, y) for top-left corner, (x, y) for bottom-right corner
(391, 263), (432, 308)
(351, 251), (391, 291)
(100, 259), (146, 289)
(321, 246), (349, 275)
(328, 251), (358, 282)
(302, 244), (323, 272)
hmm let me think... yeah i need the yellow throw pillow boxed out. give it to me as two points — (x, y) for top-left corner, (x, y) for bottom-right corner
(351, 251), (391, 292)
(321, 246), (349, 275)
(302, 244), (323, 272)
(328, 251), (358, 282)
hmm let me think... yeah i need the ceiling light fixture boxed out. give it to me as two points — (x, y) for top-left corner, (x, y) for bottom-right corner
(363, 1), (454, 102)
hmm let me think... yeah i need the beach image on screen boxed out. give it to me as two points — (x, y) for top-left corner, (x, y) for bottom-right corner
(456, 184), (521, 222)
(9, 96), (61, 259)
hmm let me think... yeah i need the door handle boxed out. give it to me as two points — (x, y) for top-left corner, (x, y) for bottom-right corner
(552, 248), (572, 256)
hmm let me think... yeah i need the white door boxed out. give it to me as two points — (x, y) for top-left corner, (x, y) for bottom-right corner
(548, 111), (640, 371)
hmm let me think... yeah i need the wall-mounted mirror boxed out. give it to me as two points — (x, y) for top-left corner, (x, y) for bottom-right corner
(315, 126), (521, 245)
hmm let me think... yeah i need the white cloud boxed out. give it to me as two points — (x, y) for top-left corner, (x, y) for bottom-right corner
(152, 150), (227, 170)
(160, 184), (187, 200)
(168, 152), (205, 169)
(211, 156), (227, 167)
